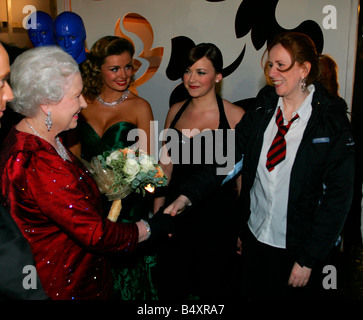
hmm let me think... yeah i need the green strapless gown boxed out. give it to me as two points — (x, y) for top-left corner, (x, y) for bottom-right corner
(78, 120), (158, 300)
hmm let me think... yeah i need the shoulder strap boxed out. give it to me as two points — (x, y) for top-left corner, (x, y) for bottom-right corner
(170, 98), (192, 128)
(217, 95), (231, 129)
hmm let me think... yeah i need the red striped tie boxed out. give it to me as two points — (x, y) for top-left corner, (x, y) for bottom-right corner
(266, 107), (299, 172)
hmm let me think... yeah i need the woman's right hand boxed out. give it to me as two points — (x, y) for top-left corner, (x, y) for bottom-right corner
(163, 195), (192, 216)
(236, 237), (242, 255)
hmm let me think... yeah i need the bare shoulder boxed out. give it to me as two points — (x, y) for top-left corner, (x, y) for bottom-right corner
(127, 92), (153, 121)
(129, 92), (152, 110)
(169, 100), (185, 116)
(164, 100), (186, 129)
(223, 99), (245, 128)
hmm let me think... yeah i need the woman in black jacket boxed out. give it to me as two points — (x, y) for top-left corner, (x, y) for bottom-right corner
(164, 32), (355, 299)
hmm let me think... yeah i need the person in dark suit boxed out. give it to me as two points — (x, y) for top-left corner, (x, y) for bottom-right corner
(0, 206), (48, 299)
(0, 41), (48, 300)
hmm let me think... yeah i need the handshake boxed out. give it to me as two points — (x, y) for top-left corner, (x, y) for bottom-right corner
(146, 195), (192, 240)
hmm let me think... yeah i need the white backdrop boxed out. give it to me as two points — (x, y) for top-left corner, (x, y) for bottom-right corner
(57, 0), (359, 131)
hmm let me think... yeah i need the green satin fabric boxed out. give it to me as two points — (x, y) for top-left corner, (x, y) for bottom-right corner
(79, 121), (148, 222)
(78, 120), (158, 300)
(112, 254), (158, 300)
(78, 121), (137, 162)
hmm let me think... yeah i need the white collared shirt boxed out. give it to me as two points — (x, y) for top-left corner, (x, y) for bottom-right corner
(248, 85), (315, 248)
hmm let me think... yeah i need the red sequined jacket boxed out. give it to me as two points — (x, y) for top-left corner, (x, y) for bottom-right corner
(0, 127), (139, 300)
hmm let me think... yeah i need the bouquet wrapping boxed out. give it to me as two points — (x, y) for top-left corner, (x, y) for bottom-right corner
(82, 148), (167, 222)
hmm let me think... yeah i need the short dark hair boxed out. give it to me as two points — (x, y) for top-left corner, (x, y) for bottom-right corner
(187, 43), (223, 74)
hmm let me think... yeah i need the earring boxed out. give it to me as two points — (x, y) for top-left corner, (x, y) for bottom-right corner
(45, 111), (53, 131)
(301, 77), (306, 92)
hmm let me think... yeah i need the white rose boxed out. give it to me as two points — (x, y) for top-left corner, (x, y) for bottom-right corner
(139, 156), (155, 173)
(123, 158), (140, 182)
(106, 150), (122, 166)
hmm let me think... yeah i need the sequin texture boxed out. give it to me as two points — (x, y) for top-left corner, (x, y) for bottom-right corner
(0, 128), (139, 300)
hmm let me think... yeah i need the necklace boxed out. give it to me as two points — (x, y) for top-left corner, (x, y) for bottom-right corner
(25, 119), (71, 162)
(96, 89), (129, 107)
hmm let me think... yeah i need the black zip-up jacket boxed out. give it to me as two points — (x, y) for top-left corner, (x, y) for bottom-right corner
(181, 83), (355, 268)
(0, 205), (48, 299)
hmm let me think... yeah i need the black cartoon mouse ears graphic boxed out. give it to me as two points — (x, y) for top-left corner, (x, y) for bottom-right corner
(234, 0), (323, 52)
(207, 0), (324, 52)
(166, 0), (324, 106)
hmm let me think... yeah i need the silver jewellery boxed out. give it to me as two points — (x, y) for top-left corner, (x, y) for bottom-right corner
(301, 77), (306, 92)
(25, 119), (71, 162)
(45, 111), (53, 131)
(96, 89), (130, 107)
(141, 219), (151, 240)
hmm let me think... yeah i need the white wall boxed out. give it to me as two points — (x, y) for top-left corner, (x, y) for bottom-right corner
(0, 0), (56, 48)
(57, 0), (359, 130)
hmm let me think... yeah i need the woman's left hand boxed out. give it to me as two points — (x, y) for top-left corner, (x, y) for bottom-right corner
(288, 262), (312, 287)
(236, 237), (242, 255)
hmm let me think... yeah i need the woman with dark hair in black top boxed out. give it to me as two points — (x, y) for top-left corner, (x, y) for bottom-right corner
(154, 43), (245, 299)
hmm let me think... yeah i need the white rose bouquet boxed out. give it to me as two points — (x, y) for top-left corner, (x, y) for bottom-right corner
(82, 147), (167, 222)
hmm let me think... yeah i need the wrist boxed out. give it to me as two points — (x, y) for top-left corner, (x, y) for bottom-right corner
(140, 219), (151, 240)
(177, 195), (192, 214)
(182, 195), (192, 207)
(136, 220), (150, 242)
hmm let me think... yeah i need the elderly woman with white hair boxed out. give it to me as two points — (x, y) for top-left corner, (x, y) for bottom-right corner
(0, 46), (173, 300)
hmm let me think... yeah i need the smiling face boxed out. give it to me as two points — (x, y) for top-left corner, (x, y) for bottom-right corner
(183, 56), (222, 98)
(0, 44), (14, 117)
(267, 43), (309, 99)
(100, 52), (133, 93)
(48, 72), (86, 132)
